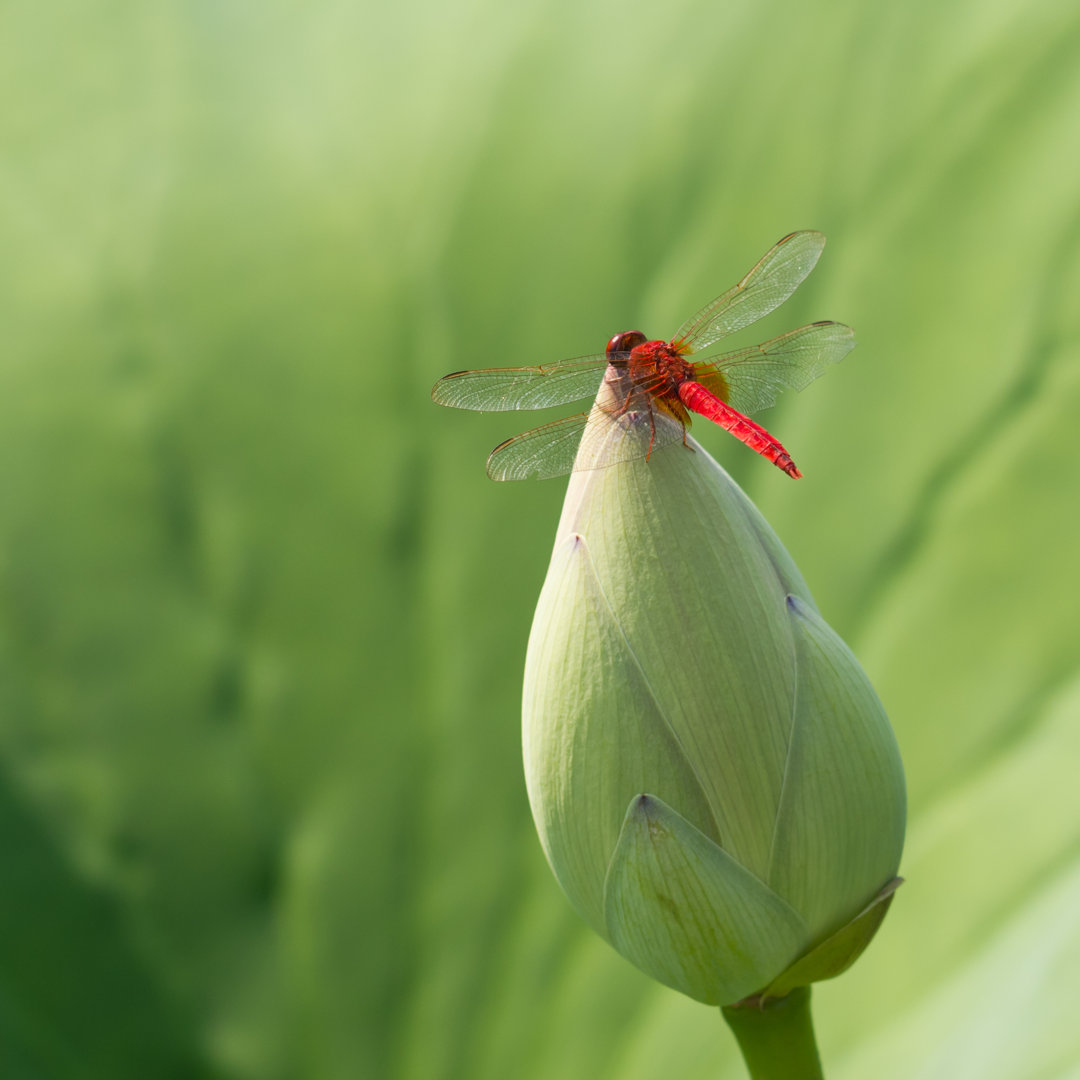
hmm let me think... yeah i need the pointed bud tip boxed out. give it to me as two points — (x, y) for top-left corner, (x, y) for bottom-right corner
(627, 794), (669, 838)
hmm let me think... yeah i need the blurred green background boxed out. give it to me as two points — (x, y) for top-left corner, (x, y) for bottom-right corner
(2, 0), (1080, 1077)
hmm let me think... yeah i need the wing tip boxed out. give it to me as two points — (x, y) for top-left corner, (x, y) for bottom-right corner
(801, 321), (857, 356)
(778, 228), (826, 249)
(431, 371), (468, 403)
(486, 438), (524, 482)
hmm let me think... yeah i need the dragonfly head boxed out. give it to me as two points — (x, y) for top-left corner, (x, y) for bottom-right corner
(606, 330), (647, 360)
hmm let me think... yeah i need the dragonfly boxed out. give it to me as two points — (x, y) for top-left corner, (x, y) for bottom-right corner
(431, 231), (855, 481)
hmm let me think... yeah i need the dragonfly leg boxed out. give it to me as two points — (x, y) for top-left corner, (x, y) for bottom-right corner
(612, 385), (658, 460)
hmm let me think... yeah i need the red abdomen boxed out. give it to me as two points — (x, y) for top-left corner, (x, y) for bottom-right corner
(677, 381), (802, 478)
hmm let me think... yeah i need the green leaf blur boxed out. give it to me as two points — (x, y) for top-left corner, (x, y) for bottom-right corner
(1, 1), (1078, 1079)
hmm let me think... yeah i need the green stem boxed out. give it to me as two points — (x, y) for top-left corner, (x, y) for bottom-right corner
(720, 987), (824, 1080)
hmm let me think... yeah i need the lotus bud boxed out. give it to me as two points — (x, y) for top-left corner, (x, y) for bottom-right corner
(522, 370), (906, 1008)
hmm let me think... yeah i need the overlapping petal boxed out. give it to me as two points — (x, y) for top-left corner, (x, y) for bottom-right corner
(603, 794), (807, 1005)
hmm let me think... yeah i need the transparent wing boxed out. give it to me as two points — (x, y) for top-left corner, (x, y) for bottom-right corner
(485, 414), (590, 480)
(692, 321), (855, 416)
(486, 400), (689, 481)
(431, 354), (609, 412)
(672, 231), (826, 353)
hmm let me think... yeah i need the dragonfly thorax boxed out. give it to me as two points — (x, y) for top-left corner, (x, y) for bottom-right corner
(626, 338), (695, 392)
(606, 333), (693, 390)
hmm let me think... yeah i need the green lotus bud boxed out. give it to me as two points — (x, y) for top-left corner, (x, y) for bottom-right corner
(522, 377), (906, 1008)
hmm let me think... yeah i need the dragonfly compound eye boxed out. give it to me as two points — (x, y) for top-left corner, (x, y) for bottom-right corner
(606, 330), (647, 357)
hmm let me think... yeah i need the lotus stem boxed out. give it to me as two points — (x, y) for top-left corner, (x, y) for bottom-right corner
(721, 986), (824, 1080)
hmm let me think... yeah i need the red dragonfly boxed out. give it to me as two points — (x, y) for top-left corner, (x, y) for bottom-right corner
(432, 231), (855, 481)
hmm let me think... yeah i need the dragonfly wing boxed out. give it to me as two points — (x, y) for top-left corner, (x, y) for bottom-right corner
(693, 321), (855, 415)
(432, 355), (608, 411)
(486, 400), (689, 481)
(672, 231), (826, 353)
(486, 414), (591, 480)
